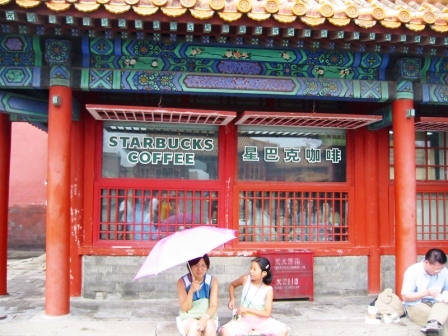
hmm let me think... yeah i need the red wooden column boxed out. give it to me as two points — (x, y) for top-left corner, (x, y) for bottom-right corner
(45, 85), (72, 315)
(45, 39), (73, 315)
(0, 113), (11, 295)
(222, 122), (236, 231)
(364, 130), (380, 294)
(70, 118), (84, 296)
(45, 39), (74, 315)
(393, 98), (416, 296)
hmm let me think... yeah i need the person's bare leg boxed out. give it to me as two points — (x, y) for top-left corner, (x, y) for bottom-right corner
(185, 319), (201, 336)
(277, 325), (289, 336)
(219, 327), (230, 336)
(203, 320), (217, 336)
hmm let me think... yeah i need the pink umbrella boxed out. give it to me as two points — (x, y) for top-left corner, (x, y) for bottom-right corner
(133, 225), (236, 280)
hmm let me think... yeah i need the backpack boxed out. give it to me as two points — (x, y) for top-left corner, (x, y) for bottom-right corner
(374, 288), (405, 317)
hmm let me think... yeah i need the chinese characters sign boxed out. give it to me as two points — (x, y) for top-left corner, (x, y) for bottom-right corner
(263, 253), (314, 300)
(238, 133), (346, 182)
(242, 146), (342, 164)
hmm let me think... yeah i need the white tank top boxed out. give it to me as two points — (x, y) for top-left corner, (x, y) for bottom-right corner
(240, 275), (273, 311)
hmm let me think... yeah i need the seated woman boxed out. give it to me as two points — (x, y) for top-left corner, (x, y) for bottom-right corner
(177, 254), (219, 336)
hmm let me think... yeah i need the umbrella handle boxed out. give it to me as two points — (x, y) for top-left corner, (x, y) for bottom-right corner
(187, 262), (202, 291)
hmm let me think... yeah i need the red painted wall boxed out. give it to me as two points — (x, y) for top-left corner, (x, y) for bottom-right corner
(8, 122), (47, 250)
(9, 122), (47, 205)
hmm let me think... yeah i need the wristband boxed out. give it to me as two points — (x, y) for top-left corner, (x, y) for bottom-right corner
(203, 313), (210, 320)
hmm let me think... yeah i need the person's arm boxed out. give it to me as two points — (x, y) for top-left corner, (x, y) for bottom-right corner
(402, 288), (440, 302)
(177, 277), (201, 312)
(228, 274), (246, 309)
(401, 267), (440, 302)
(239, 287), (272, 318)
(441, 269), (448, 292)
(206, 276), (219, 318)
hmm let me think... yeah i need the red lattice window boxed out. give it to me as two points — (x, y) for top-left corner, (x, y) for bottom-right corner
(417, 192), (448, 241)
(238, 190), (348, 243)
(97, 188), (219, 242)
(390, 131), (448, 181)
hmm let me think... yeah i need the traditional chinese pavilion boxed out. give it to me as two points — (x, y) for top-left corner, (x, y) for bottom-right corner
(0, 0), (447, 315)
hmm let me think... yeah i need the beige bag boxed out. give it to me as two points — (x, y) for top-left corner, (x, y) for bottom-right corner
(375, 288), (405, 317)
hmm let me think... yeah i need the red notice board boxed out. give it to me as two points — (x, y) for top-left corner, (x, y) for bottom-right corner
(260, 249), (314, 301)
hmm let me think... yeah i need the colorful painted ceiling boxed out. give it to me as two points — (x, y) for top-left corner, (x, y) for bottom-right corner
(0, 0), (447, 56)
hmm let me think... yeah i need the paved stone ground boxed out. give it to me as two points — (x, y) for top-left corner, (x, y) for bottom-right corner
(0, 252), (425, 336)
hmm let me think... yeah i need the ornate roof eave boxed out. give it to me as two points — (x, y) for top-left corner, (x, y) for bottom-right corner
(1, 0), (448, 33)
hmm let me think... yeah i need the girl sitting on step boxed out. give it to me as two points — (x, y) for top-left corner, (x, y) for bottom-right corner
(219, 257), (289, 336)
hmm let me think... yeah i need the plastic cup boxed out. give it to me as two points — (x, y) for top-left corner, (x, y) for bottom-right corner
(367, 306), (377, 319)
